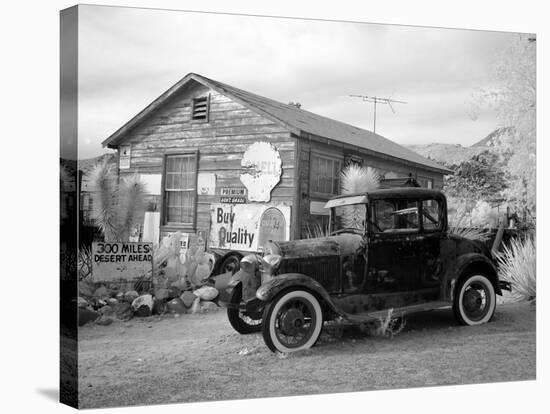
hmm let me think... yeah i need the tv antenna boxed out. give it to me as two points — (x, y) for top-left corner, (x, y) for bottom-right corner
(348, 94), (407, 134)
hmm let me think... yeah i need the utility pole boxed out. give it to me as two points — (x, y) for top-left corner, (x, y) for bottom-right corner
(349, 95), (407, 134)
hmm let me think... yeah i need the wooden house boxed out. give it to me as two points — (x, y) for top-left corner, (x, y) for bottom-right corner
(102, 73), (451, 271)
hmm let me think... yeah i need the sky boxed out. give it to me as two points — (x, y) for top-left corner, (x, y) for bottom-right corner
(77, 5), (522, 159)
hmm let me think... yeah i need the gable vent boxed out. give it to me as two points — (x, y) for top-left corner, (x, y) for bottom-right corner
(192, 95), (210, 121)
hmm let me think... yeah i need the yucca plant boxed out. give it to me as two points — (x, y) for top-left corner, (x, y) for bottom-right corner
(340, 164), (380, 229)
(303, 221), (330, 239)
(496, 235), (536, 302)
(89, 161), (146, 241)
(448, 211), (491, 242)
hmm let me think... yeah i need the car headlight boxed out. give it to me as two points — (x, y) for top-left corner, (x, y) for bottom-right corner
(263, 241), (282, 256)
(259, 254), (282, 283)
(240, 254), (258, 276)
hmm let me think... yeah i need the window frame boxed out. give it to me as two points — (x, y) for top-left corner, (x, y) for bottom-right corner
(371, 198), (421, 235)
(309, 151), (343, 199)
(191, 94), (210, 123)
(420, 198), (443, 233)
(161, 151), (199, 230)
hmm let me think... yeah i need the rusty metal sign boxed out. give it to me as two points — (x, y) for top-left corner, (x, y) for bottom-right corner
(91, 242), (153, 281)
(239, 142), (282, 202)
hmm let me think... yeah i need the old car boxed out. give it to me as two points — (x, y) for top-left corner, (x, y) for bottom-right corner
(219, 188), (510, 353)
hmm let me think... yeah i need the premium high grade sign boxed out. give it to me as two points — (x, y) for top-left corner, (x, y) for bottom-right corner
(91, 242), (153, 281)
(209, 203), (291, 252)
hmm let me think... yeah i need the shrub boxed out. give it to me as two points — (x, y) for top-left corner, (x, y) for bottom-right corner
(367, 308), (406, 338)
(496, 235), (536, 302)
(448, 211), (491, 242)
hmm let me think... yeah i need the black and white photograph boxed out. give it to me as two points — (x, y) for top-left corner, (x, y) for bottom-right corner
(55, 1), (540, 411)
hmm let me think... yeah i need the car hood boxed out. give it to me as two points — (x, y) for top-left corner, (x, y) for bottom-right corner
(270, 233), (363, 259)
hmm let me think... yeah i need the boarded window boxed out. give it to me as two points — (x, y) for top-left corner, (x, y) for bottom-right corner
(191, 95), (210, 121)
(163, 154), (197, 226)
(310, 154), (342, 196)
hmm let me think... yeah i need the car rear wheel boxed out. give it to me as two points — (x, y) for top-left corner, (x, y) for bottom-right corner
(453, 273), (496, 326)
(219, 253), (242, 275)
(262, 289), (323, 353)
(227, 287), (262, 334)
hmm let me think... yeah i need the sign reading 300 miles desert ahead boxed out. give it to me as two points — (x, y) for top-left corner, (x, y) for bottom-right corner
(91, 242), (153, 281)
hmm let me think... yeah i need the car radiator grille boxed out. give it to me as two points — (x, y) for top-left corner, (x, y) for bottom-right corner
(278, 255), (340, 292)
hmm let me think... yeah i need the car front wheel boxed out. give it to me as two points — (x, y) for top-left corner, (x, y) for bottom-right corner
(227, 288), (262, 334)
(262, 289), (323, 353)
(453, 273), (496, 326)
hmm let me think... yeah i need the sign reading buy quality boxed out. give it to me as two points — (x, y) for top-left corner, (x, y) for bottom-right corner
(209, 204), (291, 252)
(91, 242), (153, 281)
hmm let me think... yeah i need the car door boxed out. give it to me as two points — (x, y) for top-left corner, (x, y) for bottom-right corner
(418, 198), (445, 290)
(367, 198), (422, 294)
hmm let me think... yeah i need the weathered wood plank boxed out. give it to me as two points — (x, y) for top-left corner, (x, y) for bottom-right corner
(128, 124), (289, 142)
(133, 133), (293, 149)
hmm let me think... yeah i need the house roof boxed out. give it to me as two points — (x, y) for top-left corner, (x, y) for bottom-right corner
(102, 73), (451, 174)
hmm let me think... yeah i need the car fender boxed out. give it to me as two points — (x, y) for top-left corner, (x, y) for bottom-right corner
(256, 273), (345, 317)
(218, 269), (259, 306)
(442, 252), (500, 301)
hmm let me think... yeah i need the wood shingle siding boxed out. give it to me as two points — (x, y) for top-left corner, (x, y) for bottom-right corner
(116, 84), (296, 249)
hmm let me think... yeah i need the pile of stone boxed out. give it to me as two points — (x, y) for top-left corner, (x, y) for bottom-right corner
(78, 281), (220, 327)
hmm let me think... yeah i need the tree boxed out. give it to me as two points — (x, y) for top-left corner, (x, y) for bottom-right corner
(481, 35), (536, 217)
(443, 151), (509, 202)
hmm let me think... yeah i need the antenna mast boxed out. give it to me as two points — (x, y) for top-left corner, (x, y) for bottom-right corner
(348, 95), (407, 134)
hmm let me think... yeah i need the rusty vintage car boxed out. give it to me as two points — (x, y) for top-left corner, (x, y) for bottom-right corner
(218, 188), (510, 353)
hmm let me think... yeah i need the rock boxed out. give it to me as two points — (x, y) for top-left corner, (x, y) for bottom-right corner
(131, 294), (154, 312)
(152, 299), (168, 315)
(106, 284), (119, 298)
(114, 302), (133, 321)
(77, 297), (89, 309)
(193, 286), (219, 301)
(180, 291), (197, 308)
(154, 288), (170, 301)
(170, 278), (191, 292)
(201, 301), (219, 313)
(98, 305), (114, 317)
(79, 281), (95, 298)
(96, 316), (113, 326)
(167, 286), (181, 300)
(116, 292), (125, 302)
(166, 298), (186, 314)
(134, 305), (152, 317)
(94, 286), (108, 298)
(106, 298), (118, 307)
(212, 271), (232, 292)
(123, 290), (139, 303)
(78, 308), (100, 326)
(191, 297), (201, 314)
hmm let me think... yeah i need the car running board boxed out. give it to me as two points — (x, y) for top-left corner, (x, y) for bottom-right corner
(339, 301), (451, 324)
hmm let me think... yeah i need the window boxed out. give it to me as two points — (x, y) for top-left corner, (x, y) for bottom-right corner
(372, 199), (419, 233)
(417, 177), (434, 189)
(422, 199), (442, 231)
(163, 153), (197, 226)
(191, 95), (210, 121)
(310, 154), (342, 196)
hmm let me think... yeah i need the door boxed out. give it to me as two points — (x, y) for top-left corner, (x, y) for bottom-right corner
(367, 198), (422, 294)
(418, 198), (445, 290)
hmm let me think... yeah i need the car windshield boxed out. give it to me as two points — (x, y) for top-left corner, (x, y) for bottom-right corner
(332, 204), (367, 232)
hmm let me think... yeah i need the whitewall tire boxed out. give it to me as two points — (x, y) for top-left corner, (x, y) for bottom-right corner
(262, 290), (323, 353)
(454, 274), (496, 326)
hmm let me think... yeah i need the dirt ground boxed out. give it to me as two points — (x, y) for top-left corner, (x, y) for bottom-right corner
(78, 302), (536, 409)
